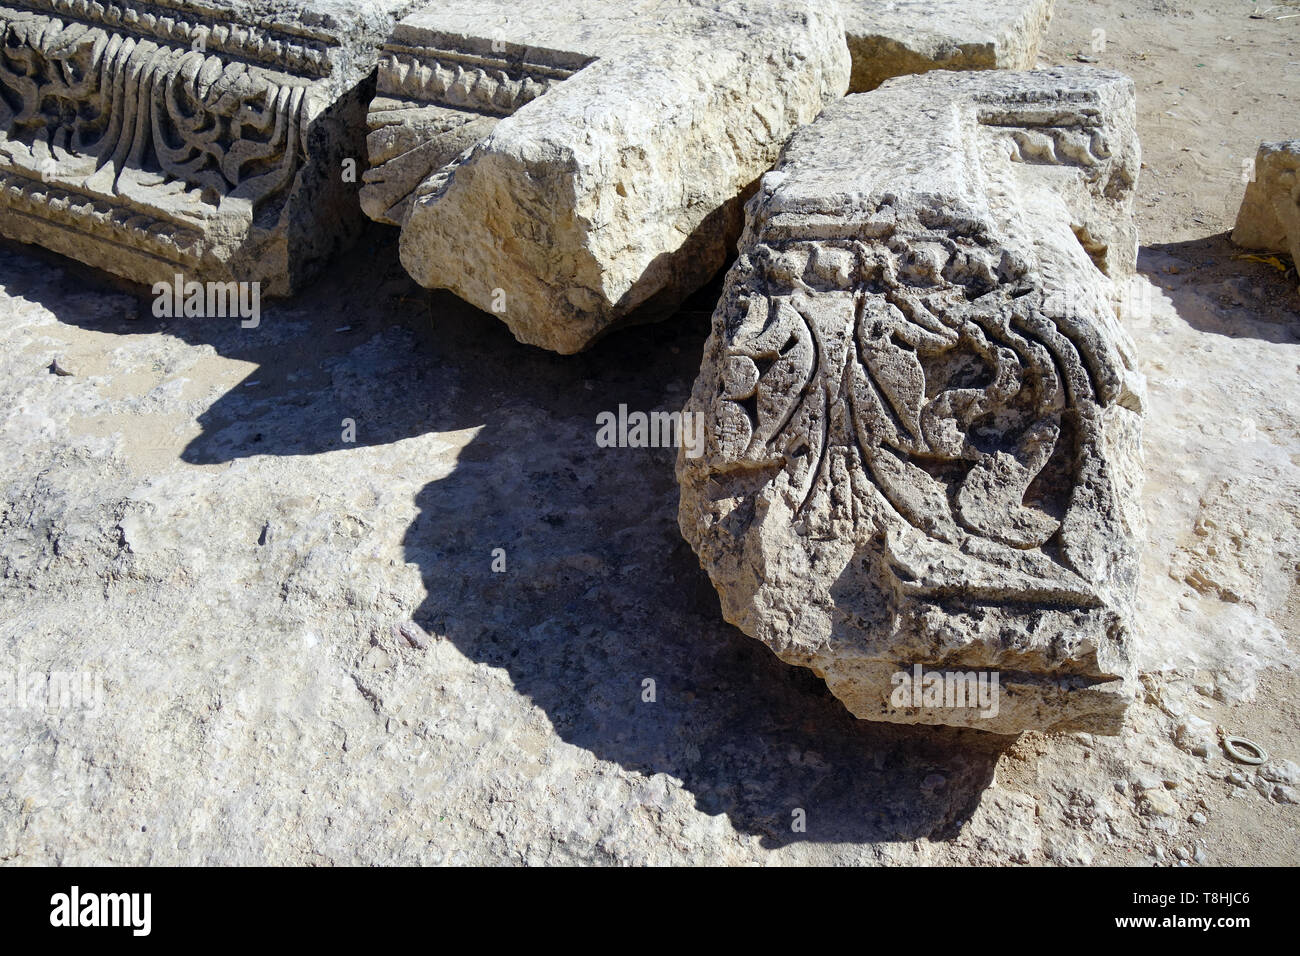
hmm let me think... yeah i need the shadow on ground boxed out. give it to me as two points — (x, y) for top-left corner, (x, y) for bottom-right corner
(1, 228), (1009, 847)
(1139, 235), (1299, 345)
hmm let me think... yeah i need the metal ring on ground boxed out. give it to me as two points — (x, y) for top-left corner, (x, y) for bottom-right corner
(1221, 734), (1268, 765)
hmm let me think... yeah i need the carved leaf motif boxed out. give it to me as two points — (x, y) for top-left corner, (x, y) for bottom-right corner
(715, 236), (1102, 553)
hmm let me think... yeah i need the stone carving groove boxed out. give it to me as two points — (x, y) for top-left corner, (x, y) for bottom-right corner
(362, 42), (587, 228)
(378, 46), (579, 116)
(678, 68), (1146, 735)
(0, 167), (204, 261)
(3, 0), (338, 76)
(0, 12), (310, 204)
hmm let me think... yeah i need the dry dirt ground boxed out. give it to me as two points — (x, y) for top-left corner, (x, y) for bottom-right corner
(0, 0), (1297, 865)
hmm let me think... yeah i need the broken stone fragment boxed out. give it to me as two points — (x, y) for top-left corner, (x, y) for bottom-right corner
(361, 0), (850, 354)
(842, 0), (1055, 92)
(0, 0), (416, 296)
(1232, 141), (1300, 277)
(677, 67), (1146, 735)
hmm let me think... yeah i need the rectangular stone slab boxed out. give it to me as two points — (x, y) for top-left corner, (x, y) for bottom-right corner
(843, 0), (1055, 92)
(677, 67), (1146, 735)
(361, 0), (850, 354)
(0, 0), (414, 295)
(1233, 140), (1300, 276)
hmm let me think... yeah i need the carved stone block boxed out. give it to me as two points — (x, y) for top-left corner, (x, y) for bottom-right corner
(1233, 141), (1300, 278)
(0, 0), (414, 295)
(677, 68), (1146, 734)
(361, 0), (850, 354)
(844, 0), (1055, 92)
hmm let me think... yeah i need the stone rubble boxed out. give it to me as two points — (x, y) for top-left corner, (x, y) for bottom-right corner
(0, 0), (1294, 869)
(0, 174), (1295, 863)
(1233, 141), (1300, 283)
(361, 0), (850, 354)
(842, 0), (1055, 92)
(0, 1), (1065, 347)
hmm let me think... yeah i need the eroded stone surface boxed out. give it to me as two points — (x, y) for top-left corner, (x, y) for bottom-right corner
(1233, 141), (1300, 278)
(678, 67), (1145, 735)
(843, 0), (1055, 92)
(362, 0), (849, 354)
(0, 0), (414, 295)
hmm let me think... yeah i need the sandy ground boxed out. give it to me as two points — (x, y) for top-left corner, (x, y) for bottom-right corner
(1039, 0), (1300, 864)
(0, 0), (1297, 865)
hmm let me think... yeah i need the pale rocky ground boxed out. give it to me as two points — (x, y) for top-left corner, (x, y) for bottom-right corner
(1, 0), (1298, 865)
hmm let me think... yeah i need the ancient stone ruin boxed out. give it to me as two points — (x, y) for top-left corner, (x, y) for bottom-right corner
(362, 0), (1057, 353)
(1234, 141), (1300, 280)
(360, 0), (851, 354)
(842, 0), (1054, 92)
(0, 0), (414, 295)
(0, 1), (1150, 736)
(0, 1), (1060, 351)
(677, 67), (1146, 735)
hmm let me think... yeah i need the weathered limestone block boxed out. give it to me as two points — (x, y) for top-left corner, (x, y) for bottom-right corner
(1233, 141), (1300, 274)
(678, 67), (1146, 735)
(0, 0), (414, 295)
(843, 0), (1054, 93)
(361, 0), (850, 354)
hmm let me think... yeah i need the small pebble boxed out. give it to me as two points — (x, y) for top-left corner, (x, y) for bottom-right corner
(1132, 772), (1163, 791)
(1260, 759), (1300, 787)
(1175, 716), (1215, 757)
(1141, 789), (1178, 817)
(1190, 811), (1207, 826)
(396, 620), (430, 650)
(1174, 846), (1190, 860)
